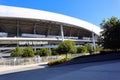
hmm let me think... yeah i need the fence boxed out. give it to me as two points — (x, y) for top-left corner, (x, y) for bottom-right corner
(0, 54), (85, 66)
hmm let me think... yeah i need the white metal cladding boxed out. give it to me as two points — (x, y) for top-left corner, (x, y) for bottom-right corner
(0, 5), (101, 35)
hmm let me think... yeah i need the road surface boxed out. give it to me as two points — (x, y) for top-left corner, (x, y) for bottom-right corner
(0, 59), (120, 80)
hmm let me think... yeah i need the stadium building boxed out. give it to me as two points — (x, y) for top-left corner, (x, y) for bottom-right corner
(0, 5), (101, 57)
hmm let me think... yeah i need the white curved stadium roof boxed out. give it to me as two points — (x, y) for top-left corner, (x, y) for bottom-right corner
(0, 5), (101, 35)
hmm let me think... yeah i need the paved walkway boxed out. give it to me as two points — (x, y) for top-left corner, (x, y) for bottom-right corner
(0, 60), (120, 80)
(0, 62), (48, 75)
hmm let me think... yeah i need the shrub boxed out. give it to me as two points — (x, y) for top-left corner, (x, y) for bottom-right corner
(95, 45), (103, 52)
(100, 49), (120, 54)
(57, 40), (77, 54)
(10, 47), (23, 57)
(22, 47), (34, 57)
(36, 48), (51, 56)
(77, 46), (87, 53)
(84, 43), (93, 53)
(35, 50), (39, 55)
(51, 47), (59, 55)
(48, 58), (69, 66)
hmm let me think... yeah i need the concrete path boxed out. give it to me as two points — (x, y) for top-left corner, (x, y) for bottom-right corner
(0, 62), (48, 75)
(0, 60), (120, 80)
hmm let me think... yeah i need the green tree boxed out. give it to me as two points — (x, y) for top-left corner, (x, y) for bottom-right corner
(51, 47), (59, 55)
(84, 43), (93, 54)
(100, 17), (120, 49)
(22, 47), (34, 57)
(36, 48), (51, 56)
(95, 45), (103, 52)
(10, 47), (23, 57)
(57, 40), (77, 58)
(77, 46), (87, 53)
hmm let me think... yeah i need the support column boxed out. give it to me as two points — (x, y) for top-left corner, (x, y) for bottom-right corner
(60, 24), (64, 41)
(16, 21), (19, 47)
(77, 30), (79, 38)
(92, 31), (96, 50)
(17, 21), (19, 37)
(69, 27), (72, 37)
(48, 46), (51, 55)
(47, 26), (50, 37)
(34, 23), (36, 52)
(34, 23), (36, 34)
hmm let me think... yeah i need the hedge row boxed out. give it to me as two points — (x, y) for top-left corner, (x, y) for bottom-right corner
(10, 47), (51, 57)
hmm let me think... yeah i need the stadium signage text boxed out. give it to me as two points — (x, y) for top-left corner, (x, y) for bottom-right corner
(19, 41), (48, 45)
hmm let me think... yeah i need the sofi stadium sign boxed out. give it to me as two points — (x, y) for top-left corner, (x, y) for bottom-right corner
(19, 41), (48, 45)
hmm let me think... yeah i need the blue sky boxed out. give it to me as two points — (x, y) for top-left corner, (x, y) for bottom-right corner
(0, 0), (120, 27)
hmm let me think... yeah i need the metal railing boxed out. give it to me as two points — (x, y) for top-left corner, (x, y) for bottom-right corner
(0, 54), (84, 66)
